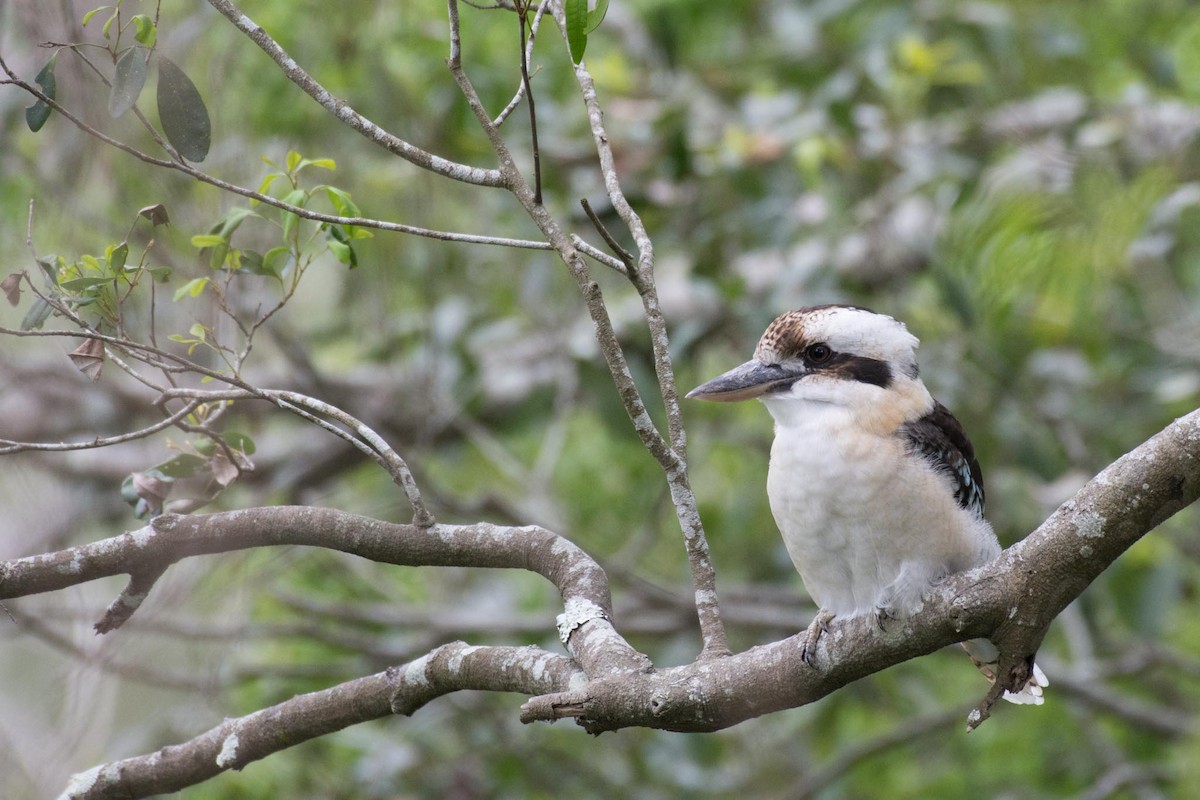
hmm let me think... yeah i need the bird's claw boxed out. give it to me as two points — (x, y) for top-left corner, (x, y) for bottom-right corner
(874, 605), (896, 631)
(800, 609), (835, 667)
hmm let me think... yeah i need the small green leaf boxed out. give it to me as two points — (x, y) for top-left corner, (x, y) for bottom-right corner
(153, 453), (207, 478)
(261, 246), (292, 278)
(109, 47), (149, 118)
(157, 56), (211, 162)
(60, 276), (115, 291)
(286, 150), (302, 172)
(215, 207), (259, 239)
(280, 189), (307, 240)
(299, 157), (336, 172)
(101, 9), (118, 40)
(131, 14), (157, 47)
(108, 241), (129, 272)
(328, 239), (355, 267)
(190, 234), (226, 248)
(587, 0), (609, 33)
(145, 266), (172, 282)
(565, 0), (588, 64)
(26, 53), (58, 132)
(173, 277), (209, 301)
(323, 186), (361, 217)
(37, 256), (60, 287)
(223, 431), (256, 455)
(82, 6), (112, 27)
(21, 297), (54, 330)
(255, 172), (282, 203)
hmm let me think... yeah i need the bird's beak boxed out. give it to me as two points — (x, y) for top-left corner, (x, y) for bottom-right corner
(686, 359), (802, 402)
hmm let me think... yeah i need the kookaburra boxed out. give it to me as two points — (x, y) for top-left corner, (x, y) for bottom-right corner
(688, 305), (1047, 704)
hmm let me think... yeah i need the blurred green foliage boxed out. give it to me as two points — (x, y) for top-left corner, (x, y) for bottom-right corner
(3, 0), (1200, 797)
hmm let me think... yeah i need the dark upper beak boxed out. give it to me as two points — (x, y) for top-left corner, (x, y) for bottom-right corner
(686, 358), (805, 402)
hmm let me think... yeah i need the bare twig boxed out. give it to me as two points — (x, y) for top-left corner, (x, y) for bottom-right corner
(0, 400), (200, 454)
(205, 0), (506, 187)
(0, 55), (546, 252)
(160, 387), (433, 526)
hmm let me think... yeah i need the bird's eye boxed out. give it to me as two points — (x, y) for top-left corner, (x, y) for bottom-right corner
(806, 343), (833, 364)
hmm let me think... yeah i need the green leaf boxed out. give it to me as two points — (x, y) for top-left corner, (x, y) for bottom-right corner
(109, 47), (148, 118)
(323, 186), (361, 217)
(157, 56), (211, 162)
(173, 277), (209, 301)
(152, 453), (207, 478)
(131, 14), (157, 47)
(82, 6), (112, 27)
(145, 266), (172, 282)
(261, 246), (292, 278)
(108, 241), (129, 272)
(565, 0), (588, 64)
(215, 207), (259, 239)
(37, 256), (60, 287)
(101, 9), (118, 40)
(299, 157), (336, 172)
(280, 189), (308, 240)
(21, 297), (53, 330)
(190, 234), (226, 248)
(328, 239), (355, 267)
(587, 0), (609, 33)
(59, 276), (115, 291)
(25, 53), (58, 132)
(223, 431), (257, 455)
(286, 150), (302, 172)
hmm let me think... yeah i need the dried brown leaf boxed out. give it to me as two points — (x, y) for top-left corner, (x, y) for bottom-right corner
(68, 337), (105, 382)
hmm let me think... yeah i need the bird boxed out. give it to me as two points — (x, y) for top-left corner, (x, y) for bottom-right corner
(687, 304), (1047, 705)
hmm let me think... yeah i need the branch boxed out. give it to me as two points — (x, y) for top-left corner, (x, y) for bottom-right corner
(58, 642), (581, 800)
(0, 506), (649, 678)
(0, 399), (200, 454)
(552, 5), (728, 658)
(161, 387), (434, 526)
(521, 409), (1200, 732)
(0, 56), (542, 252)
(205, 0), (506, 187)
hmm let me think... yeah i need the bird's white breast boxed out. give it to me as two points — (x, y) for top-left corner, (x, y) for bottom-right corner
(763, 397), (999, 618)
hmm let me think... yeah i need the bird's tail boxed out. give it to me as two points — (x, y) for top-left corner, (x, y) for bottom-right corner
(961, 639), (1048, 705)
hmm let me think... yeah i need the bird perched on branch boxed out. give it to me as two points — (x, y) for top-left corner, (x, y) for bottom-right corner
(688, 305), (1047, 705)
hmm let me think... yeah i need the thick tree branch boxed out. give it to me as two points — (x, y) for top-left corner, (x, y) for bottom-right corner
(0, 506), (648, 678)
(521, 409), (1200, 732)
(58, 642), (581, 800)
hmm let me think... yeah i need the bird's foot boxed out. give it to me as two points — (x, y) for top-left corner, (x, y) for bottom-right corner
(801, 609), (835, 667)
(874, 605), (897, 631)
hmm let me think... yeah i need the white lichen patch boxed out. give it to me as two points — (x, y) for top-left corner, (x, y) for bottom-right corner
(448, 644), (481, 673)
(215, 731), (240, 768)
(58, 765), (104, 799)
(1074, 510), (1106, 538)
(403, 654), (432, 687)
(1080, 545), (1094, 558)
(556, 597), (608, 643)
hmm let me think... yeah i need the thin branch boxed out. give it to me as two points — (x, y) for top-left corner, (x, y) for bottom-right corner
(515, 1), (543, 204)
(553, 12), (725, 658)
(0, 400), (200, 454)
(205, 0), (506, 187)
(0, 55), (542, 252)
(493, 0), (547, 126)
(580, 197), (635, 268)
(160, 387), (433, 527)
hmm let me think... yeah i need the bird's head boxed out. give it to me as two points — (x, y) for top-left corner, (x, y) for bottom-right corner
(687, 305), (928, 424)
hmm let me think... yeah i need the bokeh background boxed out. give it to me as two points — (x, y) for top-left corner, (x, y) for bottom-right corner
(3, 0), (1200, 797)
